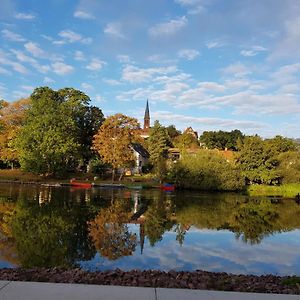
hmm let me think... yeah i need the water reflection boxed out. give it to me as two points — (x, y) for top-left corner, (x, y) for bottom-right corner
(0, 183), (300, 275)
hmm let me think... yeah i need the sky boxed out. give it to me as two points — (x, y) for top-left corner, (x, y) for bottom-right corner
(0, 0), (300, 138)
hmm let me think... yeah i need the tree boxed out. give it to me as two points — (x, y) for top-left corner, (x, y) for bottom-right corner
(166, 125), (181, 146)
(93, 113), (142, 181)
(16, 87), (88, 175)
(173, 132), (199, 150)
(277, 151), (300, 184)
(146, 121), (170, 181)
(88, 200), (137, 260)
(200, 130), (244, 151)
(0, 98), (31, 168)
(236, 136), (280, 184)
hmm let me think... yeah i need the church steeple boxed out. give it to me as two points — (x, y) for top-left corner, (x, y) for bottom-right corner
(143, 99), (150, 130)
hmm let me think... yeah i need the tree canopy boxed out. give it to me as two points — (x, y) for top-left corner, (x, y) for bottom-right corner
(200, 130), (244, 151)
(16, 87), (102, 175)
(93, 113), (142, 180)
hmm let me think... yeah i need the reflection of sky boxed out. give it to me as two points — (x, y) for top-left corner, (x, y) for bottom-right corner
(79, 226), (300, 276)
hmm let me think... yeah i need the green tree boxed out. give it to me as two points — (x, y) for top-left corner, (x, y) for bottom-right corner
(166, 125), (181, 147)
(200, 130), (244, 151)
(147, 121), (170, 181)
(277, 151), (300, 184)
(173, 131), (199, 150)
(16, 87), (86, 175)
(93, 113), (142, 181)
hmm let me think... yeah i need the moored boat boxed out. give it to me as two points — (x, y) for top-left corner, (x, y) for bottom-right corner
(70, 179), (92, 188)
(160, 183), (175, 191)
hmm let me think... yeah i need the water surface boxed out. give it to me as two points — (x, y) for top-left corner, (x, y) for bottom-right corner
(0, 183), (299, 276)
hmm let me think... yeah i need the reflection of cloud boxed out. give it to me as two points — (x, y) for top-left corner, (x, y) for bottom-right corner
(80, 226), (300, 276)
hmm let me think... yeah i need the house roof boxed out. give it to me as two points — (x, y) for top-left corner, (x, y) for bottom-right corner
(131, 143), (150, 158)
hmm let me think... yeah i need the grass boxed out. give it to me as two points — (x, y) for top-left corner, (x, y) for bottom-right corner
(247, 183), (300, 198)
(0, 169), (43, 182)
(282, 277), (300, 286)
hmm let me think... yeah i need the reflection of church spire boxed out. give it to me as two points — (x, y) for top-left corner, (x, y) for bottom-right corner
(143, 99), (150, 130)
(139, 223), (145, 255)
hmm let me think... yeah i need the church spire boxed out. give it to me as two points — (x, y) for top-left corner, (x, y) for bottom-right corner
(143, 99), (150, 130)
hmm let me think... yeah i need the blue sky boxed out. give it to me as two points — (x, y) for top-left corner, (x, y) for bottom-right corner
(0, 0), (300, 138)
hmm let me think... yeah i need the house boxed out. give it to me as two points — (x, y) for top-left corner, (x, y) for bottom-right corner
(130, 100), (151, 174)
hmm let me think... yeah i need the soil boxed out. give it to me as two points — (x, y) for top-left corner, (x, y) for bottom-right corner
(0, 268), (299, 294)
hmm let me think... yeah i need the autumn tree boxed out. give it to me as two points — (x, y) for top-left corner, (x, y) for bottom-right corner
(88, 200), (137, 260)
(0, 98), (31, 168)
(93, 113), (142, 181)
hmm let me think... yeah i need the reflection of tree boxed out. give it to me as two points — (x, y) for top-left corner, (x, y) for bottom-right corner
(229, 198), (279, 244)
(88, 200), (137, 260)
(0, 202), (18, 265)
(144, 194), (174, 246)
(11, 203), (75, 267)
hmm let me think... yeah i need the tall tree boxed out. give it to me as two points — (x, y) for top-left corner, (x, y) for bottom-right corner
(0, 98), (31, 168)
(93, 113), (142, 180)
(147, 120), (170, 181)
(16, 87), (99, 175)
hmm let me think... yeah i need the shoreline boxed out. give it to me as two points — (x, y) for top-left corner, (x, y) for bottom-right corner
(0, 267), (299, 295)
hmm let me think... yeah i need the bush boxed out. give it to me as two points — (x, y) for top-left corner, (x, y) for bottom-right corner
(167, 150), (245, 191)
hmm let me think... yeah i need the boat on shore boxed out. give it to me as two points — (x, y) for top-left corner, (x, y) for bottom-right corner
(160, 183), (175, 191)
(69, 179), (92, 188)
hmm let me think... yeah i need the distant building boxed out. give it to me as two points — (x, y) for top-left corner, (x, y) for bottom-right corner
(184, 126), (198, 139)
(130, 100), (151, 174)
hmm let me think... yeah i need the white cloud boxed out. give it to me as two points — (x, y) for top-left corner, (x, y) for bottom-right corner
(14, 12), (35, 20)
(24, 42), (45, 58)
(240, 50), (257, 57)
(178, 49), (200, 60)
(206, 40), (224, 49)
(116, 55), (132, 63)
(51, 62), (74, 75)
(86, 58), (106, 71)
(149, 16), (187, 37)
(122, 65), (178, 83)
(221, 62), (251, 78)
(103, 78), (121, 86)
(43, 77), (55, 84)
(104, 22), (125, 39)
(0, 66), (11, 75)
(2, 29), (26, 42)
(56, 30), (93, 44)
(94, 94), (106, 103)
(0, 51), (28, 74)
(58, 30), (81, 42)
(74, 10), (95, 20)
(175, 0), (207, 15)
(198, 81), (226, 92)
(21, 85), (34, 91)
(11, 49), (36, 64)
(74, 50), (86, 61)
(81, 83), (94, 91)
(241, 46), (268, 57)
(270, 16), (300, 59)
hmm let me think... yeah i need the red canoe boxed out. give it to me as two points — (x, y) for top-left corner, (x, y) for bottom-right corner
(160, 184), (175, 191)
(70, 180), (92, 188)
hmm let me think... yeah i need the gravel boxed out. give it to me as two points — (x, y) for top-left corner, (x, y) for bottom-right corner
(0, 268), (299, 294)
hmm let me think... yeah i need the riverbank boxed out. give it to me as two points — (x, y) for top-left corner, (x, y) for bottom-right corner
(0, 268), (299, 295)
(247, 184), (300, 198)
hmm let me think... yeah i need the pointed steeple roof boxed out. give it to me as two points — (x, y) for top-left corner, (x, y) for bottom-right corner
(144, 99), (150, 120)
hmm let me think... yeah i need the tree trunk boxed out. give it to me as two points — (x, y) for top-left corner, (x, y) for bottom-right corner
(112, 169), (115, 182)
(119, 169), (124, 181)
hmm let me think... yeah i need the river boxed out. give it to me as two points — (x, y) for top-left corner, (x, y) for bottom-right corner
(0, 183), (299, 276)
